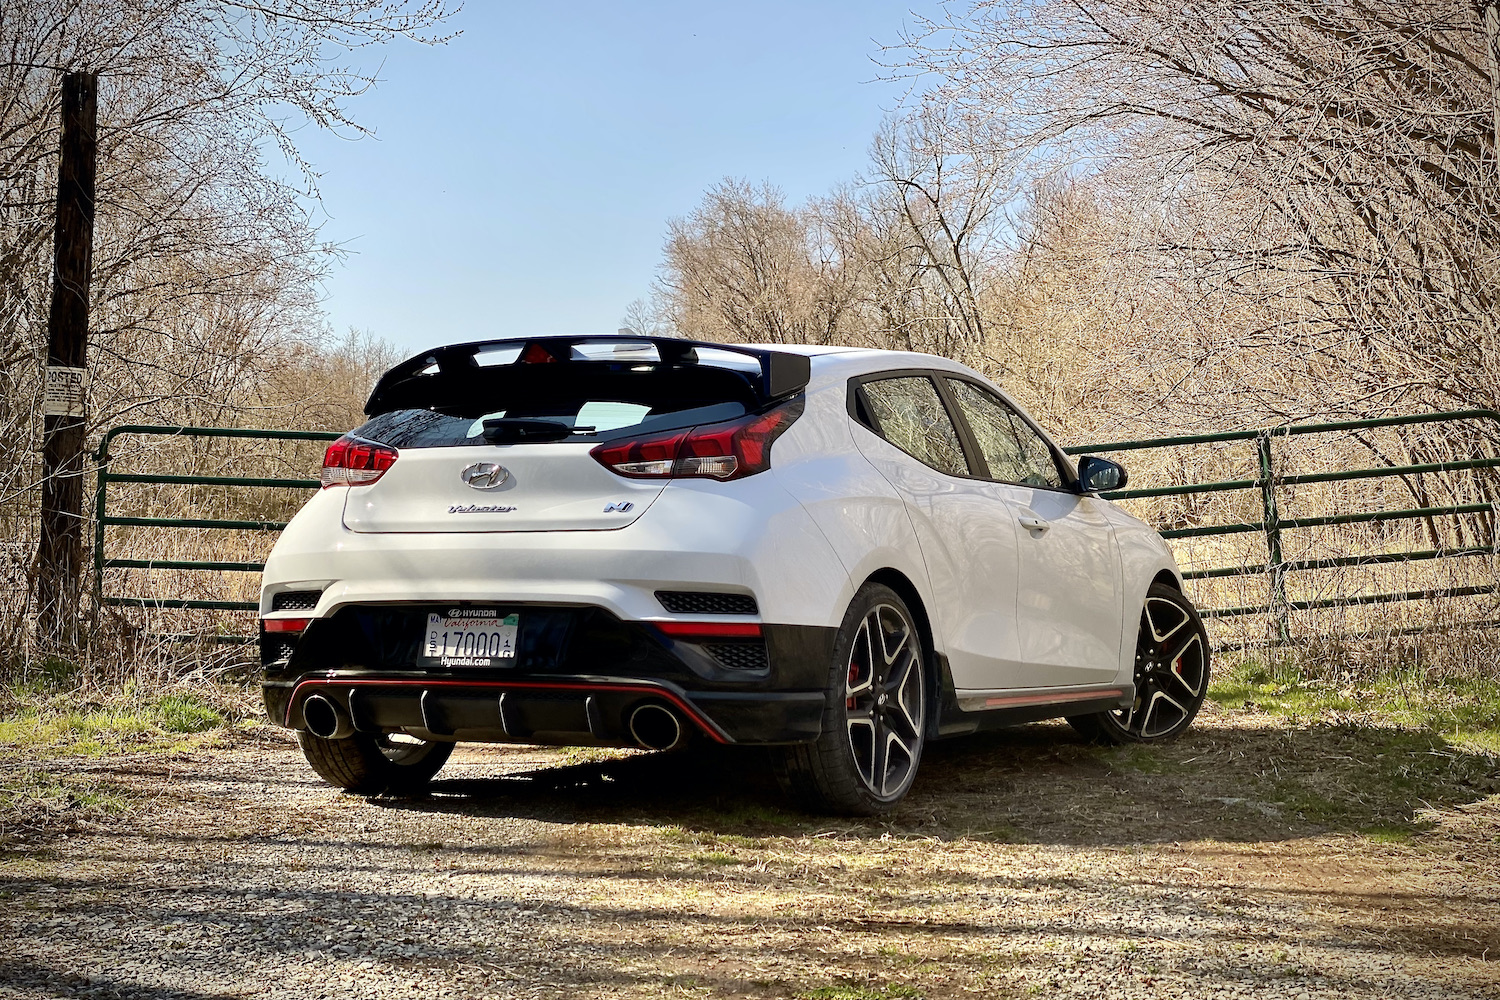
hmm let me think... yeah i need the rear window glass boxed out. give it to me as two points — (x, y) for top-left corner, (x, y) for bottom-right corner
(355, 398), (747, 449)
(356, 341), (785, 448)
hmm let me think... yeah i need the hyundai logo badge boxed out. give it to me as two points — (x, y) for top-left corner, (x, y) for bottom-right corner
(460, 462), (509, 490)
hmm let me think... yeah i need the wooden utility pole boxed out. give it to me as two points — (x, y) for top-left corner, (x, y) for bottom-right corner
(36, 71), (98, 646)
(1488, 1), (1500, 176)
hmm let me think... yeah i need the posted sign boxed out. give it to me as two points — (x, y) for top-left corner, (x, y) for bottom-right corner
(42, 365), (86, 418)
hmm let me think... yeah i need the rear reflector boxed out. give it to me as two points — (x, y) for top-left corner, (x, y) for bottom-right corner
(655, 621), (763, 639)
(590, 400), (800, 481)
(263, 618), (311, 633)
(321, 434), (398, 488)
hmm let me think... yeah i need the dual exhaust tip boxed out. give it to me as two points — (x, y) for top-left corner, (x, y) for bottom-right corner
(627, 702), (683, 751)
(302, 694), (354, 740)
(301, 692), (685, 752)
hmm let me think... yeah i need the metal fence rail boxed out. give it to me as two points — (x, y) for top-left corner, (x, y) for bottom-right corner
(1064, 409), (1500, 643)
(93, 425), (340, 639)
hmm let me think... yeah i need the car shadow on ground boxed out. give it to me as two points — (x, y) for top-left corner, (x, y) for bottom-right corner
(375, 711), (1500, 845)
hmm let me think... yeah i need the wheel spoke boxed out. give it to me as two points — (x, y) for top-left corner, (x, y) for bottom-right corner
(1140, 690), (1190, 736)
(1162, 633), (1202, 670)
(1144, 598), (1189, 645)
(883, 729), (912, 794)
(847, 619), (874, 698)
(881, 620), (911, 667)
(871, 721), (890, 796)
(893, 660), (923, 735)
(848, 715), (876, 786)
(1165, 634), (1205, 697)
(1138, 690), (1160, 735)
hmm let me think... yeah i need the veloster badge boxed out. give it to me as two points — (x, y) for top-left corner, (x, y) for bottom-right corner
(460, 462), (509, 490)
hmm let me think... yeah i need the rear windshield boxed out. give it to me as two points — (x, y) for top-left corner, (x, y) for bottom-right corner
(352, 365), (753, 449)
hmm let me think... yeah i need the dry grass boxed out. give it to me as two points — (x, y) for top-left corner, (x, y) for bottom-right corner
(5, 709), (1495, 998)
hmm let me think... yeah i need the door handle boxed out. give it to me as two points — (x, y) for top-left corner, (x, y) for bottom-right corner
(1017, 514), (1050, 534)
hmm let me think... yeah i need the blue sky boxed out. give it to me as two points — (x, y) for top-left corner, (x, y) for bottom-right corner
(295, 1), (932, 356)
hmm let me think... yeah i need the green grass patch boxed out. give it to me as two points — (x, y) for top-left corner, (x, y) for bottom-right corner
(0, 769), (130, 815)
(1358, 824), (1415, 844)
(690, 850), (741, 866)
(1106, 743), (1170, 775)
(1212, 657), (1500, 754)
(0, 687), (241, 758)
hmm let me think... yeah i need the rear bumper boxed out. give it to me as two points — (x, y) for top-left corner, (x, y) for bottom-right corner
(264, 675), (827, 746)
(261, 604), (836, 746)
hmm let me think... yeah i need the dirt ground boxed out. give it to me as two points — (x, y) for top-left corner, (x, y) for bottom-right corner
(2, 706), (1498, 999)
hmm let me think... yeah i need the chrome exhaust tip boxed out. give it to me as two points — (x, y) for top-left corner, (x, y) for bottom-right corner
(302, 693), (354, 740)
(628, 703), (684, 751)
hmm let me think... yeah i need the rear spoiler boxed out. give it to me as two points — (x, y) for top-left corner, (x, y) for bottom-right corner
(364, 336), (812, 417)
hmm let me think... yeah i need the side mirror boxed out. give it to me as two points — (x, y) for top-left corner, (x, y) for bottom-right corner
(1078, 455), (1128, 494)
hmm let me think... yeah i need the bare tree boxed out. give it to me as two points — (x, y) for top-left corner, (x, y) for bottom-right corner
(896, 0), (1500, 418)
(867, 112), (1010, 350)
(660, 179), (859, 345)
(0, 0), (454, 660)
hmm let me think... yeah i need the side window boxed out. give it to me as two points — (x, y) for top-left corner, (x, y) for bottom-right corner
(946, 379), (1064, 489)
(860, 376), (971, 478)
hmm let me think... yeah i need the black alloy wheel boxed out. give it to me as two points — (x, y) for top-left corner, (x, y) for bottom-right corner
(1069, 581), (1211, 744)
(778, 583), (927, 815)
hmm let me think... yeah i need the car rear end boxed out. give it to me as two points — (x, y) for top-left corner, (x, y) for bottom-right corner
(259, 337), (850, 753)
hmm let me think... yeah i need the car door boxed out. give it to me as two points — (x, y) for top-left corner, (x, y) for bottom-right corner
(849, 373), (1026, 691)
(942, 377), (1124, 687)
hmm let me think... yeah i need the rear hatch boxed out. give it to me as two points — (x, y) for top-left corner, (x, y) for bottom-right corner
(338, 337), (809, 534)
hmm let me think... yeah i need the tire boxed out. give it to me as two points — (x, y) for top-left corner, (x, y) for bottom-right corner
(298, 731), (454, 794)
(1069, 581), (1211, 745)
(778, 583), (927, 815)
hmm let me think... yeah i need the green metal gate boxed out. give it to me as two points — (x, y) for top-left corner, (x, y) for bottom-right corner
(93, 424), (340, 642)
(1063, 409), (1500, 645)
(94, 411), (1500, 646)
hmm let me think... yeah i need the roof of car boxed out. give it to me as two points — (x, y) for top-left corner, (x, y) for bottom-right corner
(732, 343), (982, 386)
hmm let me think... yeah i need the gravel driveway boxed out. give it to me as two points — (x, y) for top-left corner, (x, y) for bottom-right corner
(2, 710), (1497, 999)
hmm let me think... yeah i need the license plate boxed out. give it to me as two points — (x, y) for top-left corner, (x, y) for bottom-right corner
(423, 612), (519, 667)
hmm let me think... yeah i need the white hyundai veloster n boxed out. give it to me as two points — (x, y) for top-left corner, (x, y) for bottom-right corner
(259, 335), (1210, 814)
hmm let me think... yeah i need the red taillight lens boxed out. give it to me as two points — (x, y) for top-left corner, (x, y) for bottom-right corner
(588, 428), (692, 478)
(321, 434), (398, 488)
(589, 401), (801, 481)
(262, 618), (311, 633)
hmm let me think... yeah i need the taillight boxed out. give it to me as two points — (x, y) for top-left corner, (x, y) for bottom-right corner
(590, 401), (801, 481)
(321, 434), (398, 488)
